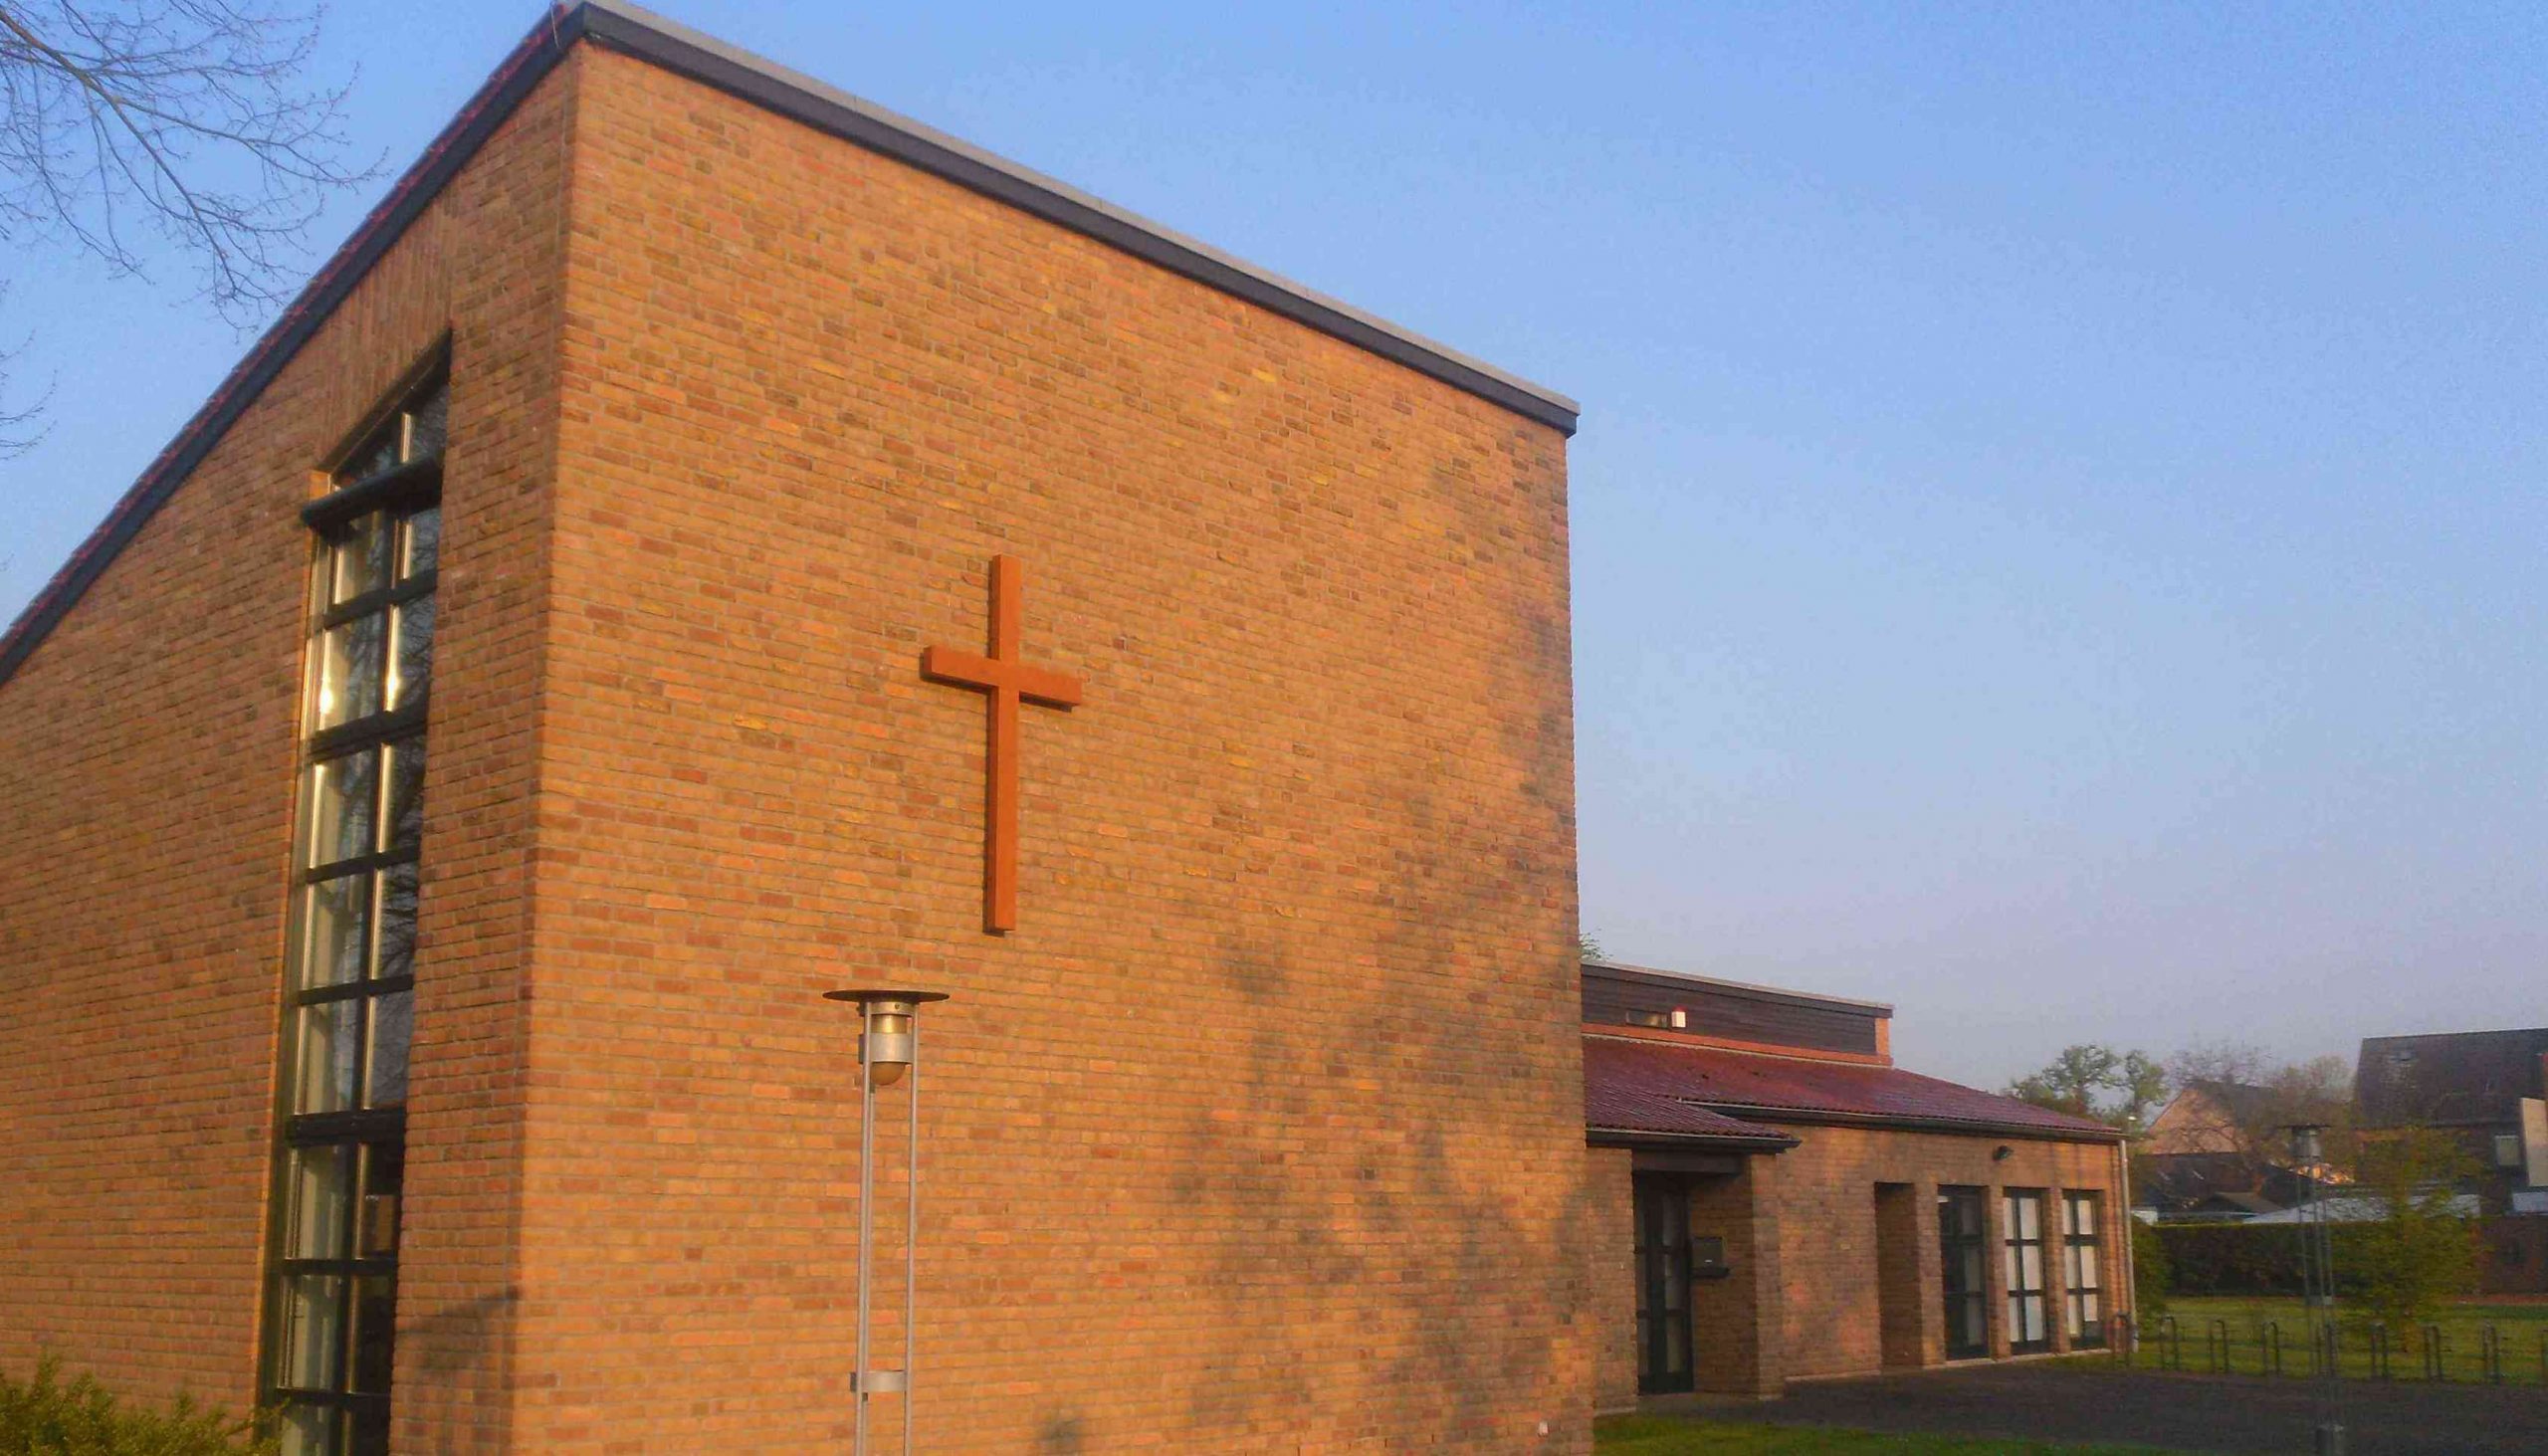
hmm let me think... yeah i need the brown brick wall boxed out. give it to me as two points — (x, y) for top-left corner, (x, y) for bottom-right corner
(1590, 1147), (1638, 1413)
(0, 56), (580, 1449)
(492, 47), (1588, 1452)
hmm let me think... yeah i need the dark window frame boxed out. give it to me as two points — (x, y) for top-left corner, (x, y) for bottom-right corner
(1938, 1184), (1990, 1359)
(261, 364), (445, 1456)
(2003, 1187), (2051, 1354)
(2061, 1190), (2105, 1349)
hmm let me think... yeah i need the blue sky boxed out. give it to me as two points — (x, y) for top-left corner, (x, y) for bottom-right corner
(3, 2), (2541, 1087)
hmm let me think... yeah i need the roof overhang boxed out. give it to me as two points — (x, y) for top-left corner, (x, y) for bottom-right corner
(1686, 1102), (2128, 1144)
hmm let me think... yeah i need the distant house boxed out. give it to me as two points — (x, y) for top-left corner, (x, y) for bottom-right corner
(2131, 1151), (2308, 1223)
(2143, 1080), (2275, 1155)
(2133, 1080), (2302, 1221)
(2355, 1029), (2548, 1215)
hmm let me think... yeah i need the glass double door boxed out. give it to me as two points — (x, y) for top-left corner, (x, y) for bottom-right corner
(1938, 1185), (1989, 1358)
(1633, 1175), (1695, 1394)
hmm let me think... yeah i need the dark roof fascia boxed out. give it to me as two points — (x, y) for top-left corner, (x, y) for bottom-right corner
(1583, 958), (1895, 1019)
(1687, 1102), (2126, 1145)
(0, 0), (1578, 692)
(578, 1), (1576, 436)
(1588, 1127), (1799, 1153)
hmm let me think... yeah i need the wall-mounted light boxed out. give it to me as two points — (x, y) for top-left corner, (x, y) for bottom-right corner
(1993, 1145), (2014, 1162)
(823, 988), (949, 1456)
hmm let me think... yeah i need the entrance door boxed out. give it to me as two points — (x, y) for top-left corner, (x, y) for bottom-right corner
(1938, 1185), (1988, 1358)
(1633, 1175), (1695, 1394)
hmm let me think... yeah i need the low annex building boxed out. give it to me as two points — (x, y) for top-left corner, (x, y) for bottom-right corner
(1580, 959), (2132, 1405)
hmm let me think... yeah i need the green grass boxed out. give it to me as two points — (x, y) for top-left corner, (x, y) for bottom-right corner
(1593, 1414), (2177, 1455)
(2113, 1295), (2548, 1384)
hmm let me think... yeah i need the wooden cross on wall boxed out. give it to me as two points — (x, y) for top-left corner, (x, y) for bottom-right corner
(921, 554), (1084, 934)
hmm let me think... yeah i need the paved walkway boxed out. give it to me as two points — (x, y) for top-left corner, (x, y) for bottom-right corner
(1672, 1362), (2548, 1454)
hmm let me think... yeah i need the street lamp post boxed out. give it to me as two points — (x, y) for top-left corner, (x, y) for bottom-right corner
(826, 989), (948, 1456)
(2287, 1122), (2344, 1456)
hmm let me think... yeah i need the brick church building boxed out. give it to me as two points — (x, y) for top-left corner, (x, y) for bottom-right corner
(0, 4), (2124, 1451)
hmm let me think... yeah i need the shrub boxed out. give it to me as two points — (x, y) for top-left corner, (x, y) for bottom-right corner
(0, 1354), (275, 1456)
(2129, 1216), (2172, 1315)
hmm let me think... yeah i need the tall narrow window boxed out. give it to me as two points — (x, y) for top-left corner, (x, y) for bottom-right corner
(2003, 1189), (2049, 1353)
(1937, 1185), (1988, 1359)
(2061, 1191), (2104, 1348)
(264, 370), (445, 1456)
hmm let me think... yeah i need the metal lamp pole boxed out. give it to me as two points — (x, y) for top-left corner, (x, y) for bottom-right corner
(2287, 1123), (2344, 1456)
(827, 989), (947, 1456)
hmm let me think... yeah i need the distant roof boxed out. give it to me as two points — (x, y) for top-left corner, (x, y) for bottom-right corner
(0, 0), (1578, 690)
(1581, 957), (1894, 1018)
(2355, 1028), (2548, 1128)
(1584, 1034), (2120, 1143)
(2131, 1150), (2304, 1214)
(2177, 1079), (2277, 1123)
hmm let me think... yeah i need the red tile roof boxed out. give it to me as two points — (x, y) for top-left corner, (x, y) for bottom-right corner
(1585, 1034), (2120, 1143)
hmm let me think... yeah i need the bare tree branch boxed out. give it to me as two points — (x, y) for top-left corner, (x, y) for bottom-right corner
(0, 0), (377, 325)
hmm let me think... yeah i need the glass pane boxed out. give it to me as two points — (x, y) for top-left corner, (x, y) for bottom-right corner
(347, 424), (402, 484)
(350, 1275), (397, 1393)
(374, 863), (418, 981)
(316, 614), (387, 729)
(405, 385), (448, 462)
(400, 507), (441, 580)
(280, 1274), (345, 1389)
(278, 1402), (338, 1456)
(307, 751), (380, 868)
(301, 875), (371, 991)
(285, 1145), (354, 1260)
(366, 991), (412, 1109)
(1664, 1310), (1688, 1373)
(331, 516), (391, 605)
(294, 1001), (361, 1116)
(359, 1143), (404, 1258)
(2020, 1245), (2042, 1290)
(387, 596), (434, 708)
(384, 743), (425, 850)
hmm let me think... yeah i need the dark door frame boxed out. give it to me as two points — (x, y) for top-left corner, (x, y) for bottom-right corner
(1633, 1173), (1696, 1395)
(1939, 1183), (1990, 1359)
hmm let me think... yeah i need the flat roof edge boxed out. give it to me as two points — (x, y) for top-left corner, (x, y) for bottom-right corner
(579, 0), (1578, 434)
(1583, 957), (1895, 1016)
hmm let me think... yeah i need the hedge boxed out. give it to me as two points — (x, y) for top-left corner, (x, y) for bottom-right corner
(2152, 1222), (2385, 1296)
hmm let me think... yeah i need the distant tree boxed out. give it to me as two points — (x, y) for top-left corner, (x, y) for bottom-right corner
(0, 0), (375, 449)
(1576, 931), (1603, 961)
(2114, 1050), (2169, 1131)
(2009, 1044), (2119, 1120)
(2345, 1125), (2478, 1341)
(2006, 1043), (2182, 1131)
(2155, 1042), (2355, 1164)
(2166, 1040), (2271, 1091)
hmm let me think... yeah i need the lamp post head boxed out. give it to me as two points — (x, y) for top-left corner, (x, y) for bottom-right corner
(825, 988), (949, 1088)
(2283, 1122), (2327, 1167)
